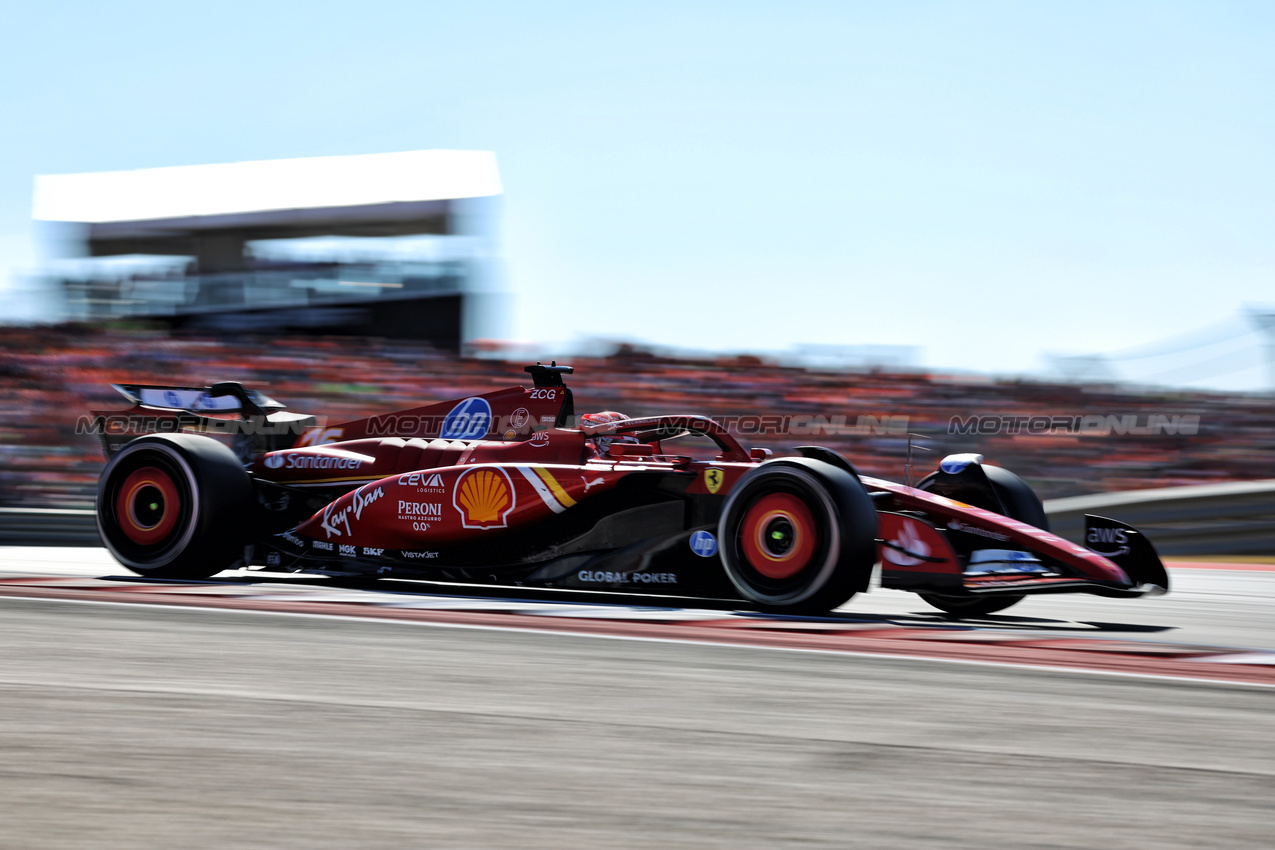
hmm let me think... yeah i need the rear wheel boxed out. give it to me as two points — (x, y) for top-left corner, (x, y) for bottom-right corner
(915, 465), (1046, 617)
(719, 460), (878, 614)
(97, 434), (253, 579)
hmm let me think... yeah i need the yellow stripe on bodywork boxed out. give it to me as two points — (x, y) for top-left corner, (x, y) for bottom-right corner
(532, 466), (578, 508)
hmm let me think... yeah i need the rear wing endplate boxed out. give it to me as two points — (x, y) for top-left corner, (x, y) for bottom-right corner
(111, 382), (284, 417)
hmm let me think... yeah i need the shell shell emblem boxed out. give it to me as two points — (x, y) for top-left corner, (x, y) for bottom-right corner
(453, 467), (516, 529)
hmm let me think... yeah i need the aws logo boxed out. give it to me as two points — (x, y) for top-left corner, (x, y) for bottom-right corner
(1087, 526), (1131, 558)
(453, 467), (516, 529)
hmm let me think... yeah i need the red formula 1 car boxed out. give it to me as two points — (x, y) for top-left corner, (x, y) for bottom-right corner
(90, 364), (1169, 616)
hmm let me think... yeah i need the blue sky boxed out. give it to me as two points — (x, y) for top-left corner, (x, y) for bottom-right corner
(2, 2), (1273, 389)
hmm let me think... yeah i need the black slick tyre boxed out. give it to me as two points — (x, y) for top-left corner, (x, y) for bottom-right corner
(718, 459), (878, 615)
(916, 464), (1046, 618)
(96, 434), (253, 579)
(914, 593), (1024, 617)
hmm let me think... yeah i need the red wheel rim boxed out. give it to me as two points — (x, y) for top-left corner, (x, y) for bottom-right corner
(739, 492), (817, 579)
(115, 467), (181, 545)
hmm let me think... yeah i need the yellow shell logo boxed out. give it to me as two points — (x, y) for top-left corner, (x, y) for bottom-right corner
(453, 468), (515, 529)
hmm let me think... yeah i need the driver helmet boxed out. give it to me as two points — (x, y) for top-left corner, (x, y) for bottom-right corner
(580, 411), (638, 456)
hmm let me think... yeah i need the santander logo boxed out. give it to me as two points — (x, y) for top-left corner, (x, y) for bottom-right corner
(884, 519), (931, 567)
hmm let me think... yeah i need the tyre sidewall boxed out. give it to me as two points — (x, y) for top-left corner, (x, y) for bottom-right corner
(98, 440), (203, 573)
(719, 459), (877, 611)
(97, 434), (250, 577)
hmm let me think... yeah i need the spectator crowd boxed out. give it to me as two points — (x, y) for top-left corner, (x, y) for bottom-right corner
(3, 324), (1273, 509)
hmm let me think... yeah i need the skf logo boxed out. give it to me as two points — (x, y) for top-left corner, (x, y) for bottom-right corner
(704, 468), (724, 494)
(453, 467), (516, 529)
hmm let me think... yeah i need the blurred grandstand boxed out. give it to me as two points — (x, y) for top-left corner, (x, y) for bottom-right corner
(1046, 308), (1275, 394)
(8, 150), (1274, 510)
(3, 324), (1273, 509)
(32, 150), (504, 349)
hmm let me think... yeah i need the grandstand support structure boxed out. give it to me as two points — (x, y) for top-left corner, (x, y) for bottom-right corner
(1248, 308), (1275, 393)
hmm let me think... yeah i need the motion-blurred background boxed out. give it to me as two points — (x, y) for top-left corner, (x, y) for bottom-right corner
(2, 2), (1274, 510)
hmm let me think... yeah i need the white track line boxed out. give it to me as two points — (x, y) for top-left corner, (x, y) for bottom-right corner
(1, 594), (1270, 690)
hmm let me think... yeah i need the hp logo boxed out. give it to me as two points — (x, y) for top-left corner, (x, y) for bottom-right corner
(689, 530), (718, 558)
(441, 397), (493, 440)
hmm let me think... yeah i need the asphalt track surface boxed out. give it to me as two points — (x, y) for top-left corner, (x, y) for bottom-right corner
(1, 549), (1273, 848)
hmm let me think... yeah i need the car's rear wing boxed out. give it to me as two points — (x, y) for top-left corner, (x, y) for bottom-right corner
(109, 382), (285, 417)
(88, 382), (314, 462)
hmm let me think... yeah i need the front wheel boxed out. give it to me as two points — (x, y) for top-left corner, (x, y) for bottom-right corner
(97, 434), (253, 579)
(915, 463), (1045, 618)
(916, 592), (1025, 617)
(718, 459), (878, 615)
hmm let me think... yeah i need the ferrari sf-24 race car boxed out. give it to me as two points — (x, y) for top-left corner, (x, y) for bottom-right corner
(91, 364), (1169, 616)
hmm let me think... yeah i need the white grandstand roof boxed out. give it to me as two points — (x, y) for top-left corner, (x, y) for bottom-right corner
(33, 150), (502, 223)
